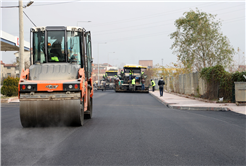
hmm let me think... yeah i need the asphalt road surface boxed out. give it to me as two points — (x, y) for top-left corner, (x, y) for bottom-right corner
(1, 90), (246, 165)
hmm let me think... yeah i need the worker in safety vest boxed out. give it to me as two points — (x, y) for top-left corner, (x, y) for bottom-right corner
(151, 79), (156, 92)
(129, 69), (133, 80)
(141, 71), (145, 79)
(132, 77), (136, 91)
(50, 35), (63, 61)
(51, 56), (59, 61)
(120, 70), (124, 79)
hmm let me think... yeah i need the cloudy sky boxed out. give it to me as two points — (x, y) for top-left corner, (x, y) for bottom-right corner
(0, 0), (245, 68)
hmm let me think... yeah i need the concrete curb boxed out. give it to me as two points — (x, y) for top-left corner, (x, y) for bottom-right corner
(149, 92), (231, 112)
(8, 97), (19, 103)
(1, 99), (9, 103)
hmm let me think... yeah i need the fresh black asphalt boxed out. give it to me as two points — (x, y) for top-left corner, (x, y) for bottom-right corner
(1, 90), (246, 165)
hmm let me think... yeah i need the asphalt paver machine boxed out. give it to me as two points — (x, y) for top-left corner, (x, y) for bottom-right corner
(18, 26), (93, 127)
(104, 69), (118, 90)
(115, 65), (148, 93)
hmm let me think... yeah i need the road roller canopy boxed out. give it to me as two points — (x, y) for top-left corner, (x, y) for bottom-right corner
(30, 26), (92, 69)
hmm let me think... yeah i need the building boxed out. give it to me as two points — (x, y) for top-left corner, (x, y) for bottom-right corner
(0, 30), (30, 51)
(14, 51), (31, 78)
(1, 29), (30, 81)
(139, 60), (153, 68)
(238, 65), (246, 71)
(92, 63), (113, 84)
(1, 61), (17, 84)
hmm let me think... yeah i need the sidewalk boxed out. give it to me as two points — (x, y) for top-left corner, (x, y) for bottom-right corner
(8, 97), (20, 103)
(149, 91), (246, 115)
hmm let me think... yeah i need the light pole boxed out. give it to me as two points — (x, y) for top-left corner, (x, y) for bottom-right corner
(107, 52), (115, 65)
(77, 21), (91, 26)
(113, 58), (118, 67)
(97, 42), (107, 85)
(19, 0), (34, 77)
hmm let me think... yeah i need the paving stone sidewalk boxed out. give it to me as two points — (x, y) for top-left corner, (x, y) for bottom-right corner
(149, 91), (246, 115)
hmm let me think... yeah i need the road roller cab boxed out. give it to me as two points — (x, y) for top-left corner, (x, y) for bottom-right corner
(18, 26), (93, 127)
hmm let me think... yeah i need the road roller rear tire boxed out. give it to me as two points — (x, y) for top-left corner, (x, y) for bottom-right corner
(85, 97), (93, 119)
(80, 98), (84, 126)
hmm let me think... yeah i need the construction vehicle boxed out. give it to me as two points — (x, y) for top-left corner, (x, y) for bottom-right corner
(97, 80), (106, 91)
(115, 65), (148, 93)
(104, 67), (118, 90)
(97, 67), (118, 91)
(18, 26), (93, 127)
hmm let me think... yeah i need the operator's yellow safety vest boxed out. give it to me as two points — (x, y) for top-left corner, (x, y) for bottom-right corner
(141, 72), (144, 75)
(51, 56), (59, 61)
(151, 80), (156, 86)
(132, 78), (136, 85)
(115, 75), (117, 77)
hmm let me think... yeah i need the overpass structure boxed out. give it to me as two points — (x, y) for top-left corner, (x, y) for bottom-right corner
(0, 30), (30, 51)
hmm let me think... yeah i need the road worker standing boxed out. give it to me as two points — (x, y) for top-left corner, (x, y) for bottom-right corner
(151, 79), (156, 92)
(132, 77), (136, 91)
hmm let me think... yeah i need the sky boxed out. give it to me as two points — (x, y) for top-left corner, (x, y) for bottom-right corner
(0, 0), (245, 69)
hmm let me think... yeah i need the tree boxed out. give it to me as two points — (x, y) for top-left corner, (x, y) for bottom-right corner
(1, 77), (19, 97)
(170, 8), (235, 72)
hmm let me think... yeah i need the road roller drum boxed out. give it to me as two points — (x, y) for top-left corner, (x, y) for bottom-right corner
(20, 99), (83, 127)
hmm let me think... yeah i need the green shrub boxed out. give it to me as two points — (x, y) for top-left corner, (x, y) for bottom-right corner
(200, 65), (232, 100)
(232, 71), (246, 82)
(1, 77), (19, 97)
(200, 65), (246, 102)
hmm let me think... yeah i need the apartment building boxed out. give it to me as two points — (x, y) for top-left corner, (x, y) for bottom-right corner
(1, 61), (17, 84)
(92, 63), (113, 84)
(139, 60), (153, 68)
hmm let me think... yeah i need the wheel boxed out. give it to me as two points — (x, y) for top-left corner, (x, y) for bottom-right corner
(80, 98), (84, 126)
(85, 89), (93, 119)
(85, 97), (93, 119)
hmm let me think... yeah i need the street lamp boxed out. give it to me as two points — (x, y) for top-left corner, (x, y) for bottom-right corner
(19, 0), (34, 77)
(97, 42), (107, 85)
(113, 58), (119, 67)
(77, 21), (91, 26)
(107, 52), (115, 65)
(25, 1), (34, 7)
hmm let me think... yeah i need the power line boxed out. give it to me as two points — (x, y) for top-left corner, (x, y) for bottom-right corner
(23, 11), (36, 27)
(1, 5), (19, 8)
(90, 2), (216, 27)
(0, 0), (80, 8)
(91, 4), (244, 34)
(31, 0), (80, 7)
(102, 30), (172, 43)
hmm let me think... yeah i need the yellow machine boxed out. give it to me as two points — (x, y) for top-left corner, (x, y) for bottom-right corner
(115, 65), (148, 93)
(97, 68), (118, 91)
